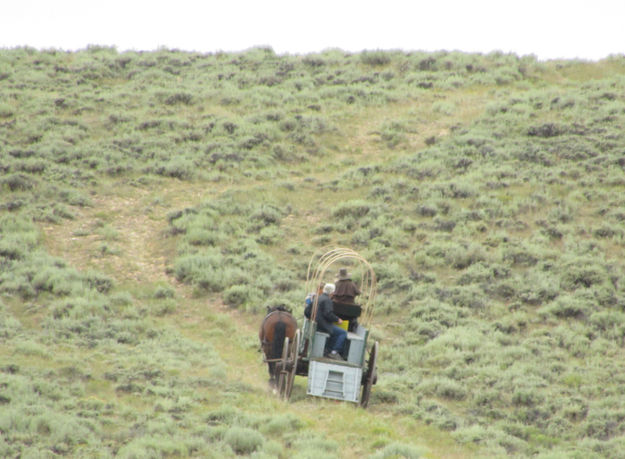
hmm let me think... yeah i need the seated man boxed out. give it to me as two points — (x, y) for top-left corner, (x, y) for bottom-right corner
(315, 283), (346, 361)
(332, 268), (362, 331)
(333, 268), (360, 304)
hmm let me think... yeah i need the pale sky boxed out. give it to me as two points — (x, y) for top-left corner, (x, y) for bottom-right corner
(2, 1), (624, 61)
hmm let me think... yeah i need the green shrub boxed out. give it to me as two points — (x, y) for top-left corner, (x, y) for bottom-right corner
(446, 242), (488, 269)
(559, 257), (610, 290)
(288, 433), (339, 457)
(501, 242), (540, 267)
(152, 298), (176, 316)
(32, 265), (82, 296)
(97, 224), (119, 241)
(332, 200), (375, 220)
(184, 227), (218, 247)
(14, 340), (51, 358)
(589, 310), (625, 340)
(258, 413), (303, 437)
(0, 102), (14, 118)
(256, 226), (283, 245)
(153, 285), (175, 299)
(1, 173), (35, 191)
(0, 233), (39, 262)
(377, 120), (414, 148)
(163, 92), (194, 105)
(116, 435), (189, 458)
(457, 262), (495, 285)
(205, 406), (239, 426)
(84, 271), (113, 294)
(512, 389), (544, 407)
(223, 427), (264, 455)
(152, 158), (195, 180)
(223, 285), (249, 308)
(371, 441), (424, 458)
(515, 271), (560, 305)
(173, 251), (222, 285)
(360, 51), (392, 67)
(421, 376), (467, 401)
(539, 293), (592, 320)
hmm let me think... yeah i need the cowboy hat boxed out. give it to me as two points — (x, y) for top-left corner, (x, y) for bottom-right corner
(338, 268), (350, 280)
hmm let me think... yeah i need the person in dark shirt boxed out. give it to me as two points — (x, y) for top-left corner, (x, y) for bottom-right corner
(315, 283), (346, 360)
(333, 268), (360, 304)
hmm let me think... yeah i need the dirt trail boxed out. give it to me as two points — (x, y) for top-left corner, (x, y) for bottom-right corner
(46, 181), (213, 286)
(44, 180), (269, 389)
(46, 189), (157, 282)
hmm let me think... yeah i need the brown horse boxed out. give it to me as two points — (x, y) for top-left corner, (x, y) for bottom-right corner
(259, 305), (297, 387)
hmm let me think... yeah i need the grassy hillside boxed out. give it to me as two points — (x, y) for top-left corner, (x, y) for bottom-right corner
(1, 46), (625, 457)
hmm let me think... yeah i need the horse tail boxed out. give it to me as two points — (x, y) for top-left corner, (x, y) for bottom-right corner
(271, 320), (287, 361)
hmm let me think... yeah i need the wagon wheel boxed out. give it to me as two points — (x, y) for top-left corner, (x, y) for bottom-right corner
(283, 329), (300, 400)
(276, 336), (290, 398)
(360, 341), (378, 408)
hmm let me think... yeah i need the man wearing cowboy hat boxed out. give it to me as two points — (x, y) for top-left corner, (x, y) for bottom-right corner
(333, 268), (361, 304)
